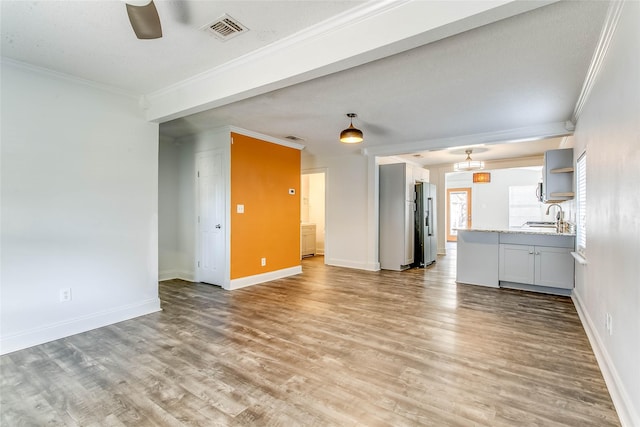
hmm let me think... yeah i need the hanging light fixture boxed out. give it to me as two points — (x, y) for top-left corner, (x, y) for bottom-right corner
(454, 149), (484, 171)
(339, 113), (363, 143)
(473, 172), (491, 183)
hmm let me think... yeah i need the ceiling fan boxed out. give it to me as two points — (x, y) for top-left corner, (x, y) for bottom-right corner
(125, 0), (162, 39)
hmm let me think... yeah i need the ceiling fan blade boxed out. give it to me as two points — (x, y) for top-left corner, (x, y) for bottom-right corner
(126, 0), (162, 39)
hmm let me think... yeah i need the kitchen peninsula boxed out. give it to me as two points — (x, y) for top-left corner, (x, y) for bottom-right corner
(456, 228), (575, 296)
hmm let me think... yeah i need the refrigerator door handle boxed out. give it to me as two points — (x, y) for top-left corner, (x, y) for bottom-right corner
(427, 197), (433, 236)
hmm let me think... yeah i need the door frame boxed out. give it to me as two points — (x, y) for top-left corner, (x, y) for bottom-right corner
(446, 187), (472, 242)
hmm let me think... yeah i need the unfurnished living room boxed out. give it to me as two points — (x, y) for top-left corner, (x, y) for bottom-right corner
(1, 1), (638, 426)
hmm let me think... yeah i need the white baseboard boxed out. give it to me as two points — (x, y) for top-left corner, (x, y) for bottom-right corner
(0, 298), (162, 355)
(159, 269), (195, 282)
(227, 266), (302, 290)
(325, 258), (380, 271)
(572, 292), (639, 427)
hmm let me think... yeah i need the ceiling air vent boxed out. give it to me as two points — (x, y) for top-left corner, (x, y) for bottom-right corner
(203, 14), (248, 41)
(285, 135), (305, 142)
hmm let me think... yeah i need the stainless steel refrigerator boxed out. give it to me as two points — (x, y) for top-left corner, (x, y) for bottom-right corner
(414, 182), (437, 267)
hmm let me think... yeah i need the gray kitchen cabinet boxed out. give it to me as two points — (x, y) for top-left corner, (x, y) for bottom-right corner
(543, 148), (574, 202)
(379, 163), (417, 270)
(499, 244), (574, 288)
(456, 231), (499, 287)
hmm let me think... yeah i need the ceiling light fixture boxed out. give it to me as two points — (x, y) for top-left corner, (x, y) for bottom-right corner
(340, 113), (363, 144)
(473, 172), (491, 183)
(454, 149), (484, 171)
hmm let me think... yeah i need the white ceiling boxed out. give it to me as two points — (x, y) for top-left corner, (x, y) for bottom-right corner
(1, 1), (363, 94)
(1, 1), (610, 162)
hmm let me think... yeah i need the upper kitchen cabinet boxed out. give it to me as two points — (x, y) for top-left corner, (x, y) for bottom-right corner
(543, 148), (574, 202)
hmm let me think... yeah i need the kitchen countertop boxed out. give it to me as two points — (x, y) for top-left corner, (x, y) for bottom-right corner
(458, 227), (576, 237)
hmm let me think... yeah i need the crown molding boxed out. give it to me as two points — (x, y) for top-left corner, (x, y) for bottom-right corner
(572, 0), (625, 123)
(0, 57), (139, 100)
(362, 122), (573, 157)
(228, 126), (305, 151)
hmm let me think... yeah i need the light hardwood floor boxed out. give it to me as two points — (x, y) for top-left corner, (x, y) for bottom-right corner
(1, 251), (620, 426)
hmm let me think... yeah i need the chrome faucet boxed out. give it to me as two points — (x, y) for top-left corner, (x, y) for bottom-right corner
(545, 203), (564, 233)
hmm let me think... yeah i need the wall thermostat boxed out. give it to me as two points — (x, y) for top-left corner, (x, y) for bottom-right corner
(288, 189), (295, 195)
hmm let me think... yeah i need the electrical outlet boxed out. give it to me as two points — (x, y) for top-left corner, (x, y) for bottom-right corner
(261, 257), (266, 266)
(605, 313), (613, 335)
(59, 288), (72, 302)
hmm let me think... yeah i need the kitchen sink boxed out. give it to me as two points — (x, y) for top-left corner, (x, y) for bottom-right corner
(523, 221), (557, 228)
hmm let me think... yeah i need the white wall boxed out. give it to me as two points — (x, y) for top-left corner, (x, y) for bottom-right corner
(157, 128), (230, 283)
(571, 2), (640, 425)
(158, 137), (197, 281)
(0, 61), (161, 354)
(429, 156), (546, 254)
(302, 152), (376, 270)
(158, 136), (180, 279)
(446, 168), (546, 230)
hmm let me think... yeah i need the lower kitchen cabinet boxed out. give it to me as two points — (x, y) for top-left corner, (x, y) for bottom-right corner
(499, 244), (574, 289)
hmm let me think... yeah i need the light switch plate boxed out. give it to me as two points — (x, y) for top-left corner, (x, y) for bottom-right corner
(237, 204), (244, 213)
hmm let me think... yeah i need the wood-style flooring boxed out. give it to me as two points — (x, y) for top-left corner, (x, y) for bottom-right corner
(1, 250), (620, 426)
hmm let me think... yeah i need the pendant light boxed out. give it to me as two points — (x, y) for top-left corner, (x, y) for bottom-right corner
(473, 172), (491, 183)
(340, 113), (363, 144)
(454, 149), (484, 171)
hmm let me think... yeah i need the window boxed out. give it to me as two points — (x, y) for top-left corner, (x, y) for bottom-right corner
(576, 152), (587, 254)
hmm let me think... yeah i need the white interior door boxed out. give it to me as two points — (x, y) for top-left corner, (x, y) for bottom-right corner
(197, 150), (226, 286)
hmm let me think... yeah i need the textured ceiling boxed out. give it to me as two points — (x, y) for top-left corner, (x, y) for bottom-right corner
(1, 1), (363, 94)
(160, 1), (609, 158)
(1, 1), (610, 162)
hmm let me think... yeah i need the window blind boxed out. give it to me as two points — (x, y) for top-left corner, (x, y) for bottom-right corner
(576, 153), (587, 254)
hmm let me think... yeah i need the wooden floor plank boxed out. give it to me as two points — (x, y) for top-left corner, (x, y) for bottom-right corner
(0, 250), (620, 426)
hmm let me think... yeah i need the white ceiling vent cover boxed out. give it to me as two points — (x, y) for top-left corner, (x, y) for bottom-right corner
(203, 14), (248, 41)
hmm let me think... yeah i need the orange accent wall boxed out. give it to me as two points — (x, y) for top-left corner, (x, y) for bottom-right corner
(230, 132), (301, 279)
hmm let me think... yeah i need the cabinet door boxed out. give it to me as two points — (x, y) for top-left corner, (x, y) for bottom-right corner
(535, 246), (574, 288)
(404, 200), (415, 264)
(405, 165), (415, 201)
(499, 244), (535, 284)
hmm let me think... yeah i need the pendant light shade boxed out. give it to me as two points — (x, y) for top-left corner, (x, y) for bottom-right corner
(340, 113), (363, 143)
(454, 149), (484, 171)
(473, 172), (491, 183)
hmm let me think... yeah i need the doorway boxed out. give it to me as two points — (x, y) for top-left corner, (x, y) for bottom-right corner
(446, 187), (472, 242)
(301, 170), (326, 259)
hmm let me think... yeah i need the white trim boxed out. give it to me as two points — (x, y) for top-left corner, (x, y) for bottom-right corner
(0, 57), (139, 100)
(159, 270), (195, 282)
(0, 298), (162, 355)
(228, 126), (305, 151)
(572, 1), (625, 122)
(572, 292), (639, 427)
(363, 122), (573, 157)
(570, 252), (587, 265)
(227, 266), (302, 290)
(325, 258), (380, 272)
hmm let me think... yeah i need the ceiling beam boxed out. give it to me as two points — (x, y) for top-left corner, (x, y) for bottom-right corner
(362, 121), (574, 157)
(144, 0), (558, 123)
